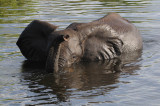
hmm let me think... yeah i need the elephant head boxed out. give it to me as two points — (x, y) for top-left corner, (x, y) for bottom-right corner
(17, 13), (142, 73)
(45, 29), (83, 72)
(17, 20), (83, 73)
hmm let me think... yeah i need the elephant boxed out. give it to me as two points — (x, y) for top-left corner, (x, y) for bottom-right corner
(16, 12), (143, 73)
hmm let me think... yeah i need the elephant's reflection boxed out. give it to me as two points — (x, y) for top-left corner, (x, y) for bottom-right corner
(21, 52), (141, 104)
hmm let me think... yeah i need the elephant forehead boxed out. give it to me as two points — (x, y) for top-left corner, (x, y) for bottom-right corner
(58, 29), (77, 36)
(59, 37), (81, 55)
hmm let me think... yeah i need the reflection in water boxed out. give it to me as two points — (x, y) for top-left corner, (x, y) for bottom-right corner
(21, 51), (141, 105)
(1, 0), (160, 105)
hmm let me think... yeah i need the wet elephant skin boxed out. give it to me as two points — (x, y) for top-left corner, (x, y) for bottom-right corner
(17, 12), (142, 72)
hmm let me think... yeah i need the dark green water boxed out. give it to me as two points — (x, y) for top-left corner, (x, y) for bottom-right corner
(0, 0), (160, 105)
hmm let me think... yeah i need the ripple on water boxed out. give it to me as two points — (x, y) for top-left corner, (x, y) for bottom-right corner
(0, 0), (160, 105)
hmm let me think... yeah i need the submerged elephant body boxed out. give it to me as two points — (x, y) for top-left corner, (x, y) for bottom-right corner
(17, 13), (142, 72)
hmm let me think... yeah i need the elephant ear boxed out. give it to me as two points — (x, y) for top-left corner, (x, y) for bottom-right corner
(16, 20), (58, 62)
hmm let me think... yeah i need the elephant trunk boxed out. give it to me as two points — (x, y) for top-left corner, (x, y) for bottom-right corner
(45, 44), (61, 73)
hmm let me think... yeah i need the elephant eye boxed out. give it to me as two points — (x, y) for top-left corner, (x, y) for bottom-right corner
(71, 54), (80, 63)
(73, 55), (76, 58)
(72, 54), (77, 59)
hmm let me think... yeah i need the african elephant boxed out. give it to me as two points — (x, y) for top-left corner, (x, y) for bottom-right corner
(16, 12), (143, 73)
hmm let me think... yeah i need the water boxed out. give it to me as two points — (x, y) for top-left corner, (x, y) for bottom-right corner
(0, 0), (160, 105)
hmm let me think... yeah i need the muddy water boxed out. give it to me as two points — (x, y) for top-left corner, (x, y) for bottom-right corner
(0, 0), (160, 105)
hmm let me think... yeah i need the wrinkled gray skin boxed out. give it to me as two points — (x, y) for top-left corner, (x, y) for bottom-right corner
(16, 13), (142, 73)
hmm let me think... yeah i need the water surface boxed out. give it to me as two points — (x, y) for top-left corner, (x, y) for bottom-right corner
(0, 0), (160, 105)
